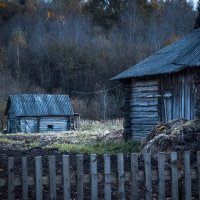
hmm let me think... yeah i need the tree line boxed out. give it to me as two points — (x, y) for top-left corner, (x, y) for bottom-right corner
(0, 0), (198, 127)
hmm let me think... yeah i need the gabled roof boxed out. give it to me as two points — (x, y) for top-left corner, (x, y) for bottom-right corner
(5, 94), (74, 117)
(111, 28), (200, 81)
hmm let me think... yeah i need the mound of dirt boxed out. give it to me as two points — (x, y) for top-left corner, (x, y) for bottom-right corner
(140, 119), (200, 166)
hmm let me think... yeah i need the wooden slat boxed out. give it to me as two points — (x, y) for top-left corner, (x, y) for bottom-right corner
(117, 153), (125, 200)
(131, 106), (158, 112)
(158, 153), (165, 200)
(90, 154), (98, 200)
(49, 156), (56, 200)
(77, 155), (83, 200)
(131, 153), (138, 200)
(197, 151), (200, 200)
(22, 157), (28, 200)
(144, 153), (152, 200)
(8, 157), (14, 200)
(35, 156), (43, 200)
(132, 80), (158, 87)
(131, 118), (159, 125)
(63, 155), (70, 200)
(171, 152), (179, 200)
(184, 151), (192, 200)
(104, 154), (111, 200)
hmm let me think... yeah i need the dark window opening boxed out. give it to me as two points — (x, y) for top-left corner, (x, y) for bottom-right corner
(47, 125), (53, 130)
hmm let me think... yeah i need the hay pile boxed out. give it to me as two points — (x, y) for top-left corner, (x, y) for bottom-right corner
(140, 119), (200, 165)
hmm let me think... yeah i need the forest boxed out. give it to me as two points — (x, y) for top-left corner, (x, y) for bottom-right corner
(0, 0), (198, 128)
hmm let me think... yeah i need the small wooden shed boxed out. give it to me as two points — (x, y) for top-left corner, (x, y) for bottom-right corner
(112, 28), (200, 141)
(5, 94), (74, 133)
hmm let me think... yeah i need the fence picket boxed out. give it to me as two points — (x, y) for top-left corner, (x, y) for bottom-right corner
(144, 153), (152, 200)
(184, 151), (191, 200)
(171, 152), (179, 200)
(158, 152), (165, 200)
(35, 156), (43, 200)
(8, 157), (14, 200)
(63, 155), (70, 200)
(49, 156), (56, 200)
(104, 154), (111, 200)
(76, 154), (83, 200)
(131, 153), (138, 200)
(197, 151), (200, 200)
(90, 154), (98, 200)
(117, 153), (125, 200)
(22, 157), (28, 200)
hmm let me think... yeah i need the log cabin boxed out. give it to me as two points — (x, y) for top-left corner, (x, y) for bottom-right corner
(5, 94), (74, 133)
(111, 28), (200, 141)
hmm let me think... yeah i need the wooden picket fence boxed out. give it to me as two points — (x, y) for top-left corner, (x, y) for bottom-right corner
(0, 151), (200, 200)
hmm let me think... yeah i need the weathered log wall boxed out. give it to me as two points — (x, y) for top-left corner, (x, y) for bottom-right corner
(130, 79), (160, 141)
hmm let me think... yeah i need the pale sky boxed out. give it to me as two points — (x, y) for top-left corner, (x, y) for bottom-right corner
(193, 0), (198, 8)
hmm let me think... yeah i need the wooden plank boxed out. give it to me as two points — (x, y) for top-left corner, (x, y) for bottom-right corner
(22, 157), (28, 200)
(77, 155), (84, 200)
(171, 152), (179, 200)
(158, 153), (165, 200)
(49, 156), (56, 200)
(184, 151), (192, 200)
(63, 155), (70, 200)
(117, 153), (125, 200)
(131, 106), (158, 112)
(90, 154), (98, 200)
(35, 156), (43, 200)
(130, 112), (158, 118)
(8, 157), (15, 200)
(131, 153), (138, 200)
(131, 118), (159, 125)
(133, 80), (158, 87)
(104, 154), (111, 200)
(144, 153), (152, 200)
(131, 93), (161, 98)
(132, 86), (158, 93)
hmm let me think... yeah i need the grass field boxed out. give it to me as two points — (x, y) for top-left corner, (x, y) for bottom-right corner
(0, 119), (140, 154)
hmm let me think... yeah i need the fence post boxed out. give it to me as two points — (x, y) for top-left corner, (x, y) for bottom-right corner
(144, 153), (152, 200)
(22, 157), (28, 200)
(35, 156), (43, 200)
(131, 153), (138, 200)
(63, 155), (70, 200)
(104, 154), (111, 200)
(117, 153), (125, 200)
(171, 152), (179, 200)
(76, 154), (83, 200)
(90, 154), (98, 200)
(49, 156), (56, 200)
(158, 152), (165, 200)
(184, 151), (191, 200)
(8, 157), (14, 200)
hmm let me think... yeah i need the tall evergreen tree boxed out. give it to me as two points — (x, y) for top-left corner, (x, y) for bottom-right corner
(194, 0), (200, 29)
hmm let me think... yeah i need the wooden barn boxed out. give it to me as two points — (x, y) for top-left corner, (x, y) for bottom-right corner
(112, 28), (200, 141)
(5, 94), (74, 133)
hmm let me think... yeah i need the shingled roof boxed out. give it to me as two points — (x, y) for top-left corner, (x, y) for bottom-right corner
(5, 94), (74, 117)
(111, 28), (200, 81)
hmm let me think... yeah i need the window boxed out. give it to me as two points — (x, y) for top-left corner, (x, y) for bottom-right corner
(47, 125), (53, 130)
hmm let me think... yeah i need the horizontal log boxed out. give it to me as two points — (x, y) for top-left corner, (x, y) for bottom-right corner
(131, 106), (158, 112)
(132, 86), (158, 93)
(132, 80), (158, 87)
(130, 101), (158, 107)
(131, 112), (158, 118)
(131, 93), (161, 98)
(131, 118), (159, 125)
(0, 169), (198, 187)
